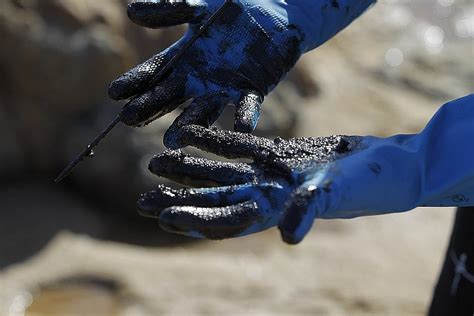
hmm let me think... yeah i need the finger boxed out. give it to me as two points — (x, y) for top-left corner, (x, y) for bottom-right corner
(148, 150), (256, 186)
(120, 76), (188, 127)
(234, 90), (263, 133)
(159, 201), (273, 240)
(279, 185), (321, 245)
(108, 46), (179, 100)
(138, 183), (257, 218)
(127, 1), (207, 29)
(178, 125), (275, 160)
(163, 92), (229, 149)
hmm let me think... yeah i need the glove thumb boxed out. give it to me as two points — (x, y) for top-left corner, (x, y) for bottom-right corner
(278, 183), (324, 244)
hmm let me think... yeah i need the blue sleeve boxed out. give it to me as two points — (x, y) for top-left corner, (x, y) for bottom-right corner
(319, 94), (474, 221)
(282, 95), (473, 242)
(285, 0), (377, 51)
(407, 94), (474, 207)
(242, 0), (377, 52)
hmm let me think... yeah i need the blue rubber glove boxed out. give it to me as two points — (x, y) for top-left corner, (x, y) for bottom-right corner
(109, 0), (375, 148)
(138, 95), (474, 244)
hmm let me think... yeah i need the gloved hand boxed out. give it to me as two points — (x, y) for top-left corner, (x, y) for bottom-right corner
(109, 0), (375, 148)
(137, 95), (474, 244)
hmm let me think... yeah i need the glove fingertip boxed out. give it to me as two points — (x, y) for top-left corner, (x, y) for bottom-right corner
(278, 187), (319, 244)
(235, 90), (263, 133)
(119, 97), (147, 127)
(158, 207), (196, 237)
(137, 192), (161, 218)
(234, 117), (258, 134)
(163, 127), (185, 150)
(159, 202), (263, 240)
(127, 2), (159, 29)
(127, 1), (204, 29)
(278, 215), (316, 245)
(279, 228), (304, 245)
(108, 77), (129, 100)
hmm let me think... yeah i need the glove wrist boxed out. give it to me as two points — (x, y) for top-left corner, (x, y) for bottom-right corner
(239, 0), (376, 53)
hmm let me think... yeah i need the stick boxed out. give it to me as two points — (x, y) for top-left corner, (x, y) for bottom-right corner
(55, 0), (233, 183)
(54, 116), (121, 182)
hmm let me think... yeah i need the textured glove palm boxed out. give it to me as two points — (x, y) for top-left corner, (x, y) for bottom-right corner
(137, 95), (474, 244)
(109, 0), (375, 148)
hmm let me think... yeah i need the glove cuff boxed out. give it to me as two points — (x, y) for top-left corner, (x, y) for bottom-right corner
(264, 0), (376, 52)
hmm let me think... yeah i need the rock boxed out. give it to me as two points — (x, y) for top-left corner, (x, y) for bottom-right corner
(0, 0), (125, 171)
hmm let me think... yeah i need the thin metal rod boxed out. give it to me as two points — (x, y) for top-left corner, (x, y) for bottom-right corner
(55, 116), (121, 182)
(55, 0), (233, 183)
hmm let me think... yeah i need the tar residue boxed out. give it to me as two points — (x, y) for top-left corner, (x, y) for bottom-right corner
(279, 186), (320, 244)
(139, 184), (238, 217)
(109, 45), (170, 101)
(330, 0), (341, 9)
(140, 125), (361, 239)
(149, 149), (256, 186)
(127, 1), (204, 28)
(234, 90), (263, 133)
(159, 201), (262, 240)
(179, 125), (361, 173)
(139, 184), (266, 239)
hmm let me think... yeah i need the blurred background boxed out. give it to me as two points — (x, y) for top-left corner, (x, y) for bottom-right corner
(0, 0), (472, 315)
